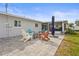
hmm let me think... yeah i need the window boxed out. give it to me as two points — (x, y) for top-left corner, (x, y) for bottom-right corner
(14, 20), (21, 27)
(14, 20), (17, 27)
(18, 21), (21, 27)
(35, 23), (38, 27)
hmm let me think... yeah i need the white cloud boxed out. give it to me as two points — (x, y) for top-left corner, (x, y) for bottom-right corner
(7, 8), (25, 16)
(0, 6), (25, 16)
(53, 10), (79, 23)
(1, 5), (79, 23)
(21, 9), (79, 23)
(28, 13), (51, 22)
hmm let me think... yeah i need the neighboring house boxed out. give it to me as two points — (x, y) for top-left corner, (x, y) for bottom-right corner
(0, 13), (42, 38)
(75, 20), (79, 26)
(73, 20), (79, 30)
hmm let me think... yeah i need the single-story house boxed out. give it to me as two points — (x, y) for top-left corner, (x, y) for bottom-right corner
(0, 13), (43, 38)
(0, 12), (68, 38)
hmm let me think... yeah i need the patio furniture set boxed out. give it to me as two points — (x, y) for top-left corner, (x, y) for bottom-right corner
(20, 29), (53, 42)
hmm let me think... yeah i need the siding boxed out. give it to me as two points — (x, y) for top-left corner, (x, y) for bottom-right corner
(0, 14), (42, 38)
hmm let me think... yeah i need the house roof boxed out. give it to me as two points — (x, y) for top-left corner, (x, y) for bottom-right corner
(0, 12), (68, 24)
(0, 12), (43, 23)
(43, 20), (68, 24)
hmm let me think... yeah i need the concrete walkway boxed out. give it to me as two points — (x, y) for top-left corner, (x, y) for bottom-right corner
(0, 32), (64, 56)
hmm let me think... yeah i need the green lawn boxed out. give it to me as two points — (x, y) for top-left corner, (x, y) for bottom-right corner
(55, 32), (79, 56)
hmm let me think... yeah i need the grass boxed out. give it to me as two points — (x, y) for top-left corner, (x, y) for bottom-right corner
(55, 32), (79, 56)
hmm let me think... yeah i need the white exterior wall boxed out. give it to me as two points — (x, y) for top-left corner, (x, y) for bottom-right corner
(0, 14), (7, 38)
(0, 14), (42, 38)
(73, 26), (79, 30)
(22, 19), (42, 33)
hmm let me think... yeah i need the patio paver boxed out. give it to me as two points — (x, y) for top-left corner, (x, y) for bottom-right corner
(0, 32), (64, 56)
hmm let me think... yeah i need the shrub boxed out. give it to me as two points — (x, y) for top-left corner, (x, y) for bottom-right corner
(65, 28), (77, 35)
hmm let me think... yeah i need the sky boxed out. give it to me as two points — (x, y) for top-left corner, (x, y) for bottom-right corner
(0, 3), (79, 23)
